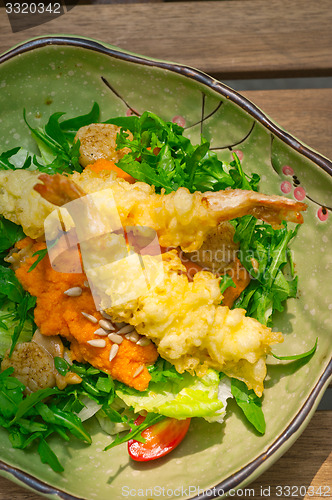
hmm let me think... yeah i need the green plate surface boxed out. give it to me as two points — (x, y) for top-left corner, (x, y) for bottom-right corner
(0, 36), (331, 500)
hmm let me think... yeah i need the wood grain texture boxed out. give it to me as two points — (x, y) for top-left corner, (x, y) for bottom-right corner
(0, 411), (330, 500)
(242, 89), (332, 161)
(0, 0), (332, 78)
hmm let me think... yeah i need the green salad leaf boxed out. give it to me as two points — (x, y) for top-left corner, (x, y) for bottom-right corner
(24, 109), (83, 175)
(0, 147), (31, 171)
(107, 111), (259, 193)
(0, 265), (36, 356)
(233, 217), (299, 326)
(104, 412), (165, 451)
(0, 302), (34, 357)
(116, 368), (226, 420)
(0, 217), (25, 257)
(60, 102), (100, 141)
(147, 357), (184, 383)
(231, 378), (265, 434)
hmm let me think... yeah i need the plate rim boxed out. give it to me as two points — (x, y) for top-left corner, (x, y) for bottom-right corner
(0, 35), (331, 500)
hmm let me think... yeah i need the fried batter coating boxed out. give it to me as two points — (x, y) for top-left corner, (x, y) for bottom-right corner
(105, 250), (283, 397)
(0, 169), (54, 239)
(75, 123), (132, 167)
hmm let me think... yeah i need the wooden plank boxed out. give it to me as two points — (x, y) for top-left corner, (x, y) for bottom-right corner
(0, 411), (330, 500)
(242, 88), (332, 161)
(0, 0), (332, 79)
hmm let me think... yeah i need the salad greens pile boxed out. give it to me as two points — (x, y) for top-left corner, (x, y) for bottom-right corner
(0, 103), (316, 471)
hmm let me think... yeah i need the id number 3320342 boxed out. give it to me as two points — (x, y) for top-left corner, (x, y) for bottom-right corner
(5, 2), (61, 14)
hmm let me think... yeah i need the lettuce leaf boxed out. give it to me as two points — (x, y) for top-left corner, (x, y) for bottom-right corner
(116, 368), (232, 421)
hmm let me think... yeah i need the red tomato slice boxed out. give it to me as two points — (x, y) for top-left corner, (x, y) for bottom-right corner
(128, 415), (191, 462)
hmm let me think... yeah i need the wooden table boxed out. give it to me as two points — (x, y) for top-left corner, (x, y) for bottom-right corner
(0, 1), (331, 499)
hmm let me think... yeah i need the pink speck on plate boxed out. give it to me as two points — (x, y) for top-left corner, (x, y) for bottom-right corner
(280, 181), (292, 194)
(172, 115), (186, 127)
(282, 165), (294, 176)
(317, 207), (329, 222)
(294, 186), (306, 201)
(233, 149), (243, 161)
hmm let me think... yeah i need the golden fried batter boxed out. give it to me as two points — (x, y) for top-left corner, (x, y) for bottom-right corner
(105, 250), (283, 397)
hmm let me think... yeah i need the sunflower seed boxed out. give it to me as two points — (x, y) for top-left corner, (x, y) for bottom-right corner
(117, 325), (135, 335)
(109, 344), (119, 362)
(87, 339), (106, 348)
(114, 322), (126, 328)
(136, 337), (151, 347)
(94, 328), (108, 336)
(84, 280), (90, 288)
(99, 319), (115, 331)
(100, 310), (112, 320)
(108, 333), (123, 345)
(64, 286), (82, 297)
(125, 331), (140, 343)
(81, 312), (98, 324)
(133, 365), (144, 378)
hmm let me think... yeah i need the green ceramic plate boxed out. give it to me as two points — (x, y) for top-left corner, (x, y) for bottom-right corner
(0, 36), (331, 500)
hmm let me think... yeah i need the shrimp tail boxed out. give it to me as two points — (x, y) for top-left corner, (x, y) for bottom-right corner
(203, 189), (307, 227)
(34, 173), (85, 207)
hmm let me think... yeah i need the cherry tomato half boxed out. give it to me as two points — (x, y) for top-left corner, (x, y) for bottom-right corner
(128, 415), (191, 462)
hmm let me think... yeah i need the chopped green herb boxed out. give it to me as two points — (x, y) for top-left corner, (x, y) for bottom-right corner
(28, 248), (48, 273)
(219, 274), (236, 295)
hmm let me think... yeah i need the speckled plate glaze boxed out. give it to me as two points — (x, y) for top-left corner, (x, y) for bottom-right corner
(0, 36), (331, 500)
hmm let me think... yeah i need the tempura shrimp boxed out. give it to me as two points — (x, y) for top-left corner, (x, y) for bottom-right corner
(34, 169), (306, 253)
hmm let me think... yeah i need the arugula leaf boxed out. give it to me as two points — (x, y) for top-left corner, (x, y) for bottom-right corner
(0, 217), (25, 256)
(23, 109), (83, 175)
(61, 102), (100, 140)
(0, 147), (31, 171)
(0, 368), (25, 419)
(234, 218), (299, 325)
(147, 357), (183, 383)
(37, 403), (92, 444)
(104, 412), (165, 451)
(0, 368), (96, 472)
(0, 302), (34, 357)
(272, 338), (318, 361)
(12, 387), (60, 422)
(231, 378), (265, 434)
(38, 438), (64, 473)
(9, 293), (36, 356)
(112, 112), (259, 195)
(0, 265), (26, 303)
(0, 265), (36, 355)
(54, 357), (71, 376)
(219, 274), (236, 295)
